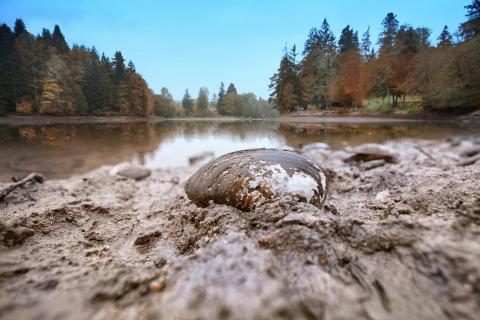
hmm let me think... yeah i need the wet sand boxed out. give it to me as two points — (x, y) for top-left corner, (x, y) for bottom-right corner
(0, 136), (479, 319)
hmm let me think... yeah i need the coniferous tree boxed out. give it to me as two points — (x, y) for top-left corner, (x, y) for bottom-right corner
(196, 87), (209, 115)
(338, 25), (359, 53)
(378, 13), (399, 53)
(127, 60), (136, 73)
(216, 82), (226, 114)
(182, 89), (194, 115)
(154, 87), (176, 117)
(210, 93), (218, 111)
(269, 45), (302, 113)
(437, 26), (453, 47)
(52, 25), (69, 53)
(360, 27), (375, 60)
(0, 19), (153, 117)
(14, 19), (26, 37)
(318, 19), (337, 54)
(226, 83), (237, 95)
(41, 28), (52, 44)
(461, 0), (480, 40)
(112, 51), (126, 82)
(115, 80), (131, 114)
(99, 53), (114, 112)
(303, 27), (318, 54)
(0, 24), (15, 114)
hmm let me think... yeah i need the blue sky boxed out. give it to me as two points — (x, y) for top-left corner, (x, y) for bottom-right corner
(0, 0), (471, 100)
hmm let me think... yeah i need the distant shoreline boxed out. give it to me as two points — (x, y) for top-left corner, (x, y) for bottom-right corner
(0, 112), (477, 126)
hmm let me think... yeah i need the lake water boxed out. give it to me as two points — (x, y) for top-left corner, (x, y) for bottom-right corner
(0, 119), (478, 181)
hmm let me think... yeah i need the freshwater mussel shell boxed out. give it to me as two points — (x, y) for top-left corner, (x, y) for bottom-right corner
(184, 148), (328, 211)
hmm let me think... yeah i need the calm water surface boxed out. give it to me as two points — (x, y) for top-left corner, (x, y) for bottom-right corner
(0, 120), (478, 181)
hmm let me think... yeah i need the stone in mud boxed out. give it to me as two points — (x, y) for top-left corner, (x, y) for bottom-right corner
(184, 148), (328, 211)
(117, 166), (151, 180)
(360, 159), (386, 171)
(345, 144), (398, 164)
(188, 151), (214, 165)
(457, 154), (480, 166)
(459, 146), (480, 158)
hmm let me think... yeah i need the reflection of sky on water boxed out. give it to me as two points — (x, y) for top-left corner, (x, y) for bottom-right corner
(1, 120), (479, 181)
(137, 133), (285, 168)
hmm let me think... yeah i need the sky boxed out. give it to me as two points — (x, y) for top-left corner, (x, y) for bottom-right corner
(0, 0), (471, 100)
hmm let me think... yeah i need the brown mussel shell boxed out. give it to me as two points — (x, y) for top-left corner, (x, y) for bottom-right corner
(184, 148), (328, 211)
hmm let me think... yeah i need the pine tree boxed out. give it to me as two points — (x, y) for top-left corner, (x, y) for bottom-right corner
(99, 53), (114, 112)
(115, 80), (131, 114)
(338, 25), (359, 53)
(360, 27), (374, 60)
(84, 59), (105, 113)
(52, 25), (69, 53)
(303, 27), (318, 54)
(196, 87), (209, 115)
(0, 24), (15, 114)
(461, 0), (480, 40)
(14, 19), (26, 37)
(113, 51), (126, 82)
(216, 82), (226, 114)
(182, 89), (194, 115)
(127, 60), (136, 73)
(210, 93), (218, 111)
(269, 45), (302, 112)
(11, 22), (36, 109)
(318, 19), (337, 53)
(41, 28), (53, 45)
(378, 13), (399, 53)
(437, 25), (453, 47)
(227, 83), (237, 94)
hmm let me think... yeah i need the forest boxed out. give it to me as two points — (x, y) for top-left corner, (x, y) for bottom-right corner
(0, 19), (273, 118)
(0, 20), (153, 116)
(269, 0), (480, 113)
(1, 0), (479, 117)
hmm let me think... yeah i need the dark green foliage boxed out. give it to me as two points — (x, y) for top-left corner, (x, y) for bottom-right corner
(269, 45), (303, 113)
(0, 23), (15, 114)
(360, 27), (375, 60)
(226, 83), (237, 94)
(113, 51), (126, 82)
(153, 87), (177, 118)
(216, 82), (225, 113)
(317, 19), (337, 54)
(196, 87), (209, 116)
(378, 13), (399, 53)
(14, 19), (26, 37)
(182, 89), (194, 116)
(52, 25), (69, 54)
(437, 26), (453, 47)
(127, 60), (136, 73)
(0, 19), (153, 116)
(338, 25), (359, 53)
(461, 0), (480, 40)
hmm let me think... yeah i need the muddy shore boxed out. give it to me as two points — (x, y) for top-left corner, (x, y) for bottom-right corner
(1, 113), (477, 127)
(0, 137), (479, 320)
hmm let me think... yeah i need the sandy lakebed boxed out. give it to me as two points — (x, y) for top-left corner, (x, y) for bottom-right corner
(0, 136), (479, 320)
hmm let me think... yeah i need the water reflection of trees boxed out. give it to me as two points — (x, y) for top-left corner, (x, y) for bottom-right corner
(181, 121), (279, 140)
(0, 120), (477, 181)
(276, 122), (479, 149)
(0, 121), (280, 180)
